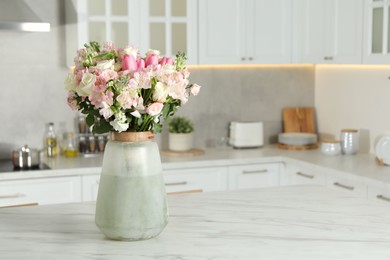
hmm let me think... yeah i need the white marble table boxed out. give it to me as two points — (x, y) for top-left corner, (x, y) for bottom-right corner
(1, 185), (390, 259)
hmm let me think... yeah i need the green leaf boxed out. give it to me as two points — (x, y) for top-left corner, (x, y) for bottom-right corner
(153, 122), (162, 133)
(95, 51), (115, 60)
(93, 120), (111, 134)
(86, 114), (95, 127)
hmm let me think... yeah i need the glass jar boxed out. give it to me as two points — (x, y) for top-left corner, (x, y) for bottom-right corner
(95, 131), (168, 241)
(340, 129), (359, 155)
(321, 139), (341, 156)
(64, 132), (79, 158)
(43, 122), (57, 158)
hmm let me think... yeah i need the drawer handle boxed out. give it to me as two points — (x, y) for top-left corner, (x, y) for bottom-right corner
(242, 169), (268, 174)
(333, 182), (354, 191)
(376, 195), (390, 202)
(296, 172), (314, 179)
(165, 181), (188, 186)
(0, 193), (26, 199)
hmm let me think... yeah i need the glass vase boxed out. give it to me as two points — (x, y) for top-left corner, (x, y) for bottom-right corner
(95, 131), (168, 241)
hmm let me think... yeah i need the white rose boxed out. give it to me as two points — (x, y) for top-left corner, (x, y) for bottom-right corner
(146, 49), (160, 56)
(95, 59), (115, 70)
(64, 74), (77, 92)
(77, 72), (96, 96)
(153, 82), (169, 102)
(191, 84), (201, 96)
(109, 112), (129, 132)
(146, 102), (163, 116)
(122, 46), (138, 59)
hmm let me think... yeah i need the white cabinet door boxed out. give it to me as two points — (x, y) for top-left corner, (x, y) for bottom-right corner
(139, 0), (198, 64)
(293, 0), (363, 64)
(198, 0), (245, 64)
(163, 167), (228, 193)
(65, 0), (141, 66)
(363, 0), (390, 63)
(280, 163), (326, 186)
(198, 0), (292, 64)
(248, 0), (292, 63)
(326, 172), (367, 198)
(228, 163), (280, 190)
(82, 174), (100, 201)
(0, 177), (82, 207)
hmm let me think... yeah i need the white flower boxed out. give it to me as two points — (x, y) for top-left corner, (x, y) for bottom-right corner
(109, 111), (129, 132)
(130, 110), (141, 118)
(64, 74), (77, 92)
(153, 82), (169, 102)
(191, 84), (201, 96)
(122, 46), (138, 59)
(95, 59), (115, 70)
(77, 72), (96, 96)
(99, 102), (113, 119)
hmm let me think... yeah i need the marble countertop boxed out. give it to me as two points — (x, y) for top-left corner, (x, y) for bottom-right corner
(1, 145), (390, 184)
(1, 185), (390, 259)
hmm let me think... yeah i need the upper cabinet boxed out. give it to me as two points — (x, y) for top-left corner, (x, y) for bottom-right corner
(138, 0), (198, 64)
(65, 0), (197, 66)
(198, 0), (292, 64)
(363, 0), (390, 63)
(65, 0), (141, 66)
(293, 0), (363, 64)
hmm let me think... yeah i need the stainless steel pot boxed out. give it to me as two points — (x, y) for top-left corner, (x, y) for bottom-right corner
(12, 145), (40, 169)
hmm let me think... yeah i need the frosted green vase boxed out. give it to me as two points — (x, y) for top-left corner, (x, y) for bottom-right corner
(95, 131), (168, 241)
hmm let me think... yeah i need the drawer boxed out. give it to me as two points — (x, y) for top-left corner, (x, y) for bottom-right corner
(281, 163), (326, 186)
(367, 182), (390, 205)
(228, 163), (280, 190)
(326, 173), (367, 198)
(0, 176), (82, 207)
(163, 167), (228, 193)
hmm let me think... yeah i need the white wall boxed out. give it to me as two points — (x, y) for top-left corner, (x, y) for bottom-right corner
(315, 65), (390, 153)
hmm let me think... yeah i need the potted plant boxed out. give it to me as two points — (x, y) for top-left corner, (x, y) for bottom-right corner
(168, 117), (194, 151)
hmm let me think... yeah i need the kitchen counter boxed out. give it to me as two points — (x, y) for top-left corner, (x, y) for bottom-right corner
(1, 185), (390, 259)
(1, 145), (390, 184)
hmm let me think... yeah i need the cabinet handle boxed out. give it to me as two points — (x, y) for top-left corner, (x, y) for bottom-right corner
(296, 172), (314, 179)
(165, 181), (188, 186)
(0, 193), (26, 199)
(241, 57), (246, 61)
(242, 169), (268, 174)
(376, 195), (390, 202)
(248, 57), (253, 61)
(333, 182), (354, 191)
(323, 56), (334, 60)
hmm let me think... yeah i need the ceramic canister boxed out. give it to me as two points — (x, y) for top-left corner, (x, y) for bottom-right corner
(340, 129), (359, 155)
(321, 139), (341, 156)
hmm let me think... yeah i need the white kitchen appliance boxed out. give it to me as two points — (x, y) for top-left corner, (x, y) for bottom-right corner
(229, 121), (264, 148)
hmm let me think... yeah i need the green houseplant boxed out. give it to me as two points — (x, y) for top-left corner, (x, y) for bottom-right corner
(168, 117), (194, 151)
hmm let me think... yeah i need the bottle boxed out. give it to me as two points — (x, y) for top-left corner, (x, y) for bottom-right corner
(44, 122), (58, 158)
(64, 132), (79, 158)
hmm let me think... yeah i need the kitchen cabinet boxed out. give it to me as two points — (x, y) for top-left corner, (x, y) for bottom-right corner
(293, 0), (363, 64)
(227, 163), (280, 190)
(139, 0), (198, 64)
(363, 0), (390, 63)
(163, 167), (228, 193)
(198, 0), (292, 64)
(280, 162), (326, 186)
(65, 0), (141, 66)
(81, 174), (100, 201)
(367, 181), (390, 205)
(0, 177), (81, 207)
(326, 172), (368, 198)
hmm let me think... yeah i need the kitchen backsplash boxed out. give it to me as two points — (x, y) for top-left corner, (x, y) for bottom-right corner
(0, 0), (315, 150)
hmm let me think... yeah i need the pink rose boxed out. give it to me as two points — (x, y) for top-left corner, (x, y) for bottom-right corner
(145, 54), (159, 67)
(191, 84), (201, 96)
(146, 102), (163, 116)
(67, 93), (78, 110)
(122, 54), (138, 72)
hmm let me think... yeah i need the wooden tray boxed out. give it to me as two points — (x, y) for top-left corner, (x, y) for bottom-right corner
(277, 143), (318, 151)
(160, 148), (205, 157)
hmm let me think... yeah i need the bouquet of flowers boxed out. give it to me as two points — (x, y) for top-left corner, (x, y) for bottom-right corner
(65, 41), (201, 133)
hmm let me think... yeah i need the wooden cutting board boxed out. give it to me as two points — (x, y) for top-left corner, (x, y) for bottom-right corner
(282, 107), (316, 133)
